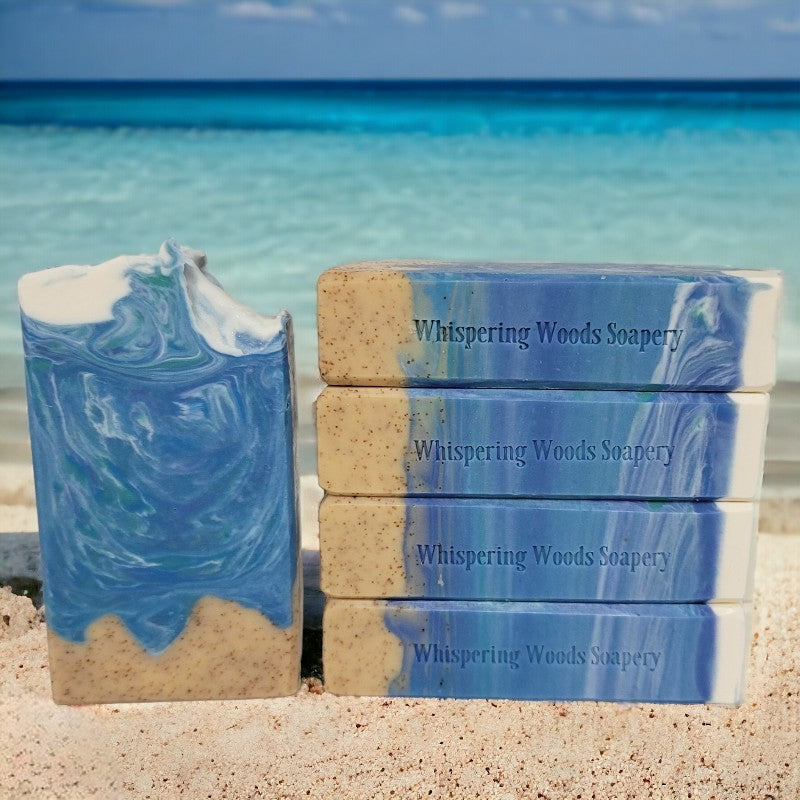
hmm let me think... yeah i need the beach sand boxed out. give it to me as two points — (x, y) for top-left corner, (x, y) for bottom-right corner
(2, 462), (799, 799)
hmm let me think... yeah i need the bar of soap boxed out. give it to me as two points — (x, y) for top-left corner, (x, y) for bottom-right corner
(316, 387), (768, 500)
(320, 497), (757, 602)
(19, 240), (301, 703)
(318, 262), (783, 390)
(324, 599), (750, 704)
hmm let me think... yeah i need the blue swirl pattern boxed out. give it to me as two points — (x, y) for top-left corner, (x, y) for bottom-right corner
(400, 264), (772, 389)
(21, 242), (297, 653)
(403, 388), (742, 499)
(401, 499), (730, 602)
(385, 601), (719, 702)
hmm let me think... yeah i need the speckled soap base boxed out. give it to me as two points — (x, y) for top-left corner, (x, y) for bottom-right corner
(48, 594), (301, 705)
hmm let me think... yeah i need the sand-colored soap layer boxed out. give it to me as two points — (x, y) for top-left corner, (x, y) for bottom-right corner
(323, 599), (404, 697)
(48, 595), (301, 704)
(318, 264), (421, 386)
(316, 387), (410, 495)
(319, 496), (408, 597)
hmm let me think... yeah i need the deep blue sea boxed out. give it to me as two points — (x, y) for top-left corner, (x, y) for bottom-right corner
(1, 80), (798, 473)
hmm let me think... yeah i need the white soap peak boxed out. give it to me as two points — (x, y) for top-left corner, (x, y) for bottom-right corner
(181, 251), (282, 356)
(18, 256), (136, 326)
(18, 240), (284, 357)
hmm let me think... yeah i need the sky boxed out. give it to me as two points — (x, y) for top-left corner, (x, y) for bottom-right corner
(0, 0), (799, 80)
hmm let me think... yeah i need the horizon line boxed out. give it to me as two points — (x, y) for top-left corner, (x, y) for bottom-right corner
(3, 77), (800, 88)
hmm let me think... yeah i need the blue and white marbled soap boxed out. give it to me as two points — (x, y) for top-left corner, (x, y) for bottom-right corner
(320, 497), (757, 602)
(318, 262), (783, 390)
(19, 240), (301, 703)
(324, 599), (750, 704)
(316, 387), (768, 500)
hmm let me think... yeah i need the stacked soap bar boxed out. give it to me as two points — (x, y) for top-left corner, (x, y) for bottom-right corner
(318, 262), (782, 390)
(316, 388), (768, 499)
(318, 262), (782, 704)
(20, 241), (301, 704)
(324, 600), (749, 704)
(320, 498), (757, 602)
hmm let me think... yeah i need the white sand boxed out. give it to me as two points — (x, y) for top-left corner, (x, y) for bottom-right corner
(1, 460), (799, 798)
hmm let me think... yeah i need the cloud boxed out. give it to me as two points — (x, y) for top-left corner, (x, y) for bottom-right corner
(71, 0), (198, 6)
(220, 1), (317, 20)
(394, 4), (426, 24)
(116, 0), (190, 5)
(439, 1), (483, 19)
(76, 0), (203, 5)
(627, 4), (664, 25)
(538, 0), (770, 18)
(769, 15), (800, 35)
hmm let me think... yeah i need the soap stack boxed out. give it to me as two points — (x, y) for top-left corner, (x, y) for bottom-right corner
(316, 263), (782, 704)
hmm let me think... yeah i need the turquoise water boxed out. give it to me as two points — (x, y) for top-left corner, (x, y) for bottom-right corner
(1, 82), (799, 391)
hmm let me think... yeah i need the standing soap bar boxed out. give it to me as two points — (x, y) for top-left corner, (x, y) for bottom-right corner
(19, 241), (301, 704)
(320, 497), (757, 602)
(316, 387), (768, 500)
(324, 599), (750, 704)
(318, 262), (782, 390)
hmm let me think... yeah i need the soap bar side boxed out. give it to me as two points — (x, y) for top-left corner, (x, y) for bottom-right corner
(323, 599), (750, 704)
(316, 387), (768, 500)
(319, 497), (757, 602)
(317, 263), (782, 390)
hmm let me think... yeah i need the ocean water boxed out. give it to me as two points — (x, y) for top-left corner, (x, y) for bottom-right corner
(1, 81), (798, 474)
